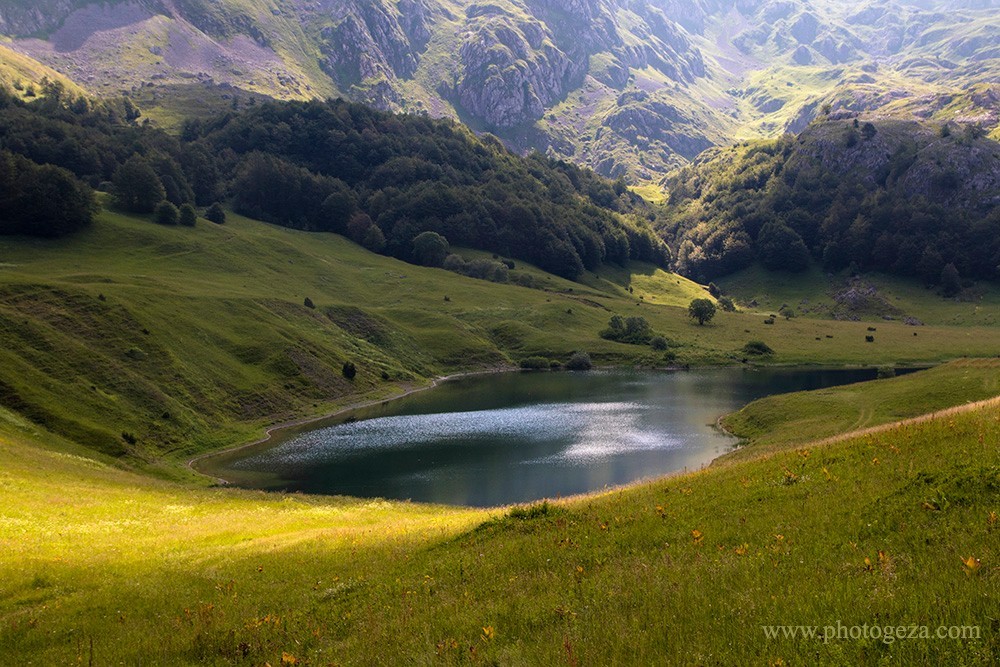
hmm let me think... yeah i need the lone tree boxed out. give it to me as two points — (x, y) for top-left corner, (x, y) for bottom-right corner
(688, 298), (717, 325)
(412, 231), (449, 267)
(342, 361), (357, 380)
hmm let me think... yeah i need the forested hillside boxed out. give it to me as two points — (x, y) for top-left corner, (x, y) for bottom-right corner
(0, 86), (668, 279)
(661, 117), (1000, 288)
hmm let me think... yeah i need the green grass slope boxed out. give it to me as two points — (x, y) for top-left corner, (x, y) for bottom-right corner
(2, 207), (1000, 473)
(722, 358), (1000, 461)
(717, 265), (1000, 328)
(1, 360), (997, 664)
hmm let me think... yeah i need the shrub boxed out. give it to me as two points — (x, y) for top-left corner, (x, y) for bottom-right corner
(510, 273), (538, 288)
(742, 340), (774, 356)
(865, 335), (875, 343)
(566, 351), (592, 371)
(519, 356), (550, 370)
(601, 315), (652, 344)
(443, 254), (466, 272)
(718, 296), (736, 312)
(651, 336), (669, 351)
(178, 203), (197, 227)
(154, 200), (179, 226)
(303, 297), (315, 309)
(205, 202), (226, 224)
(342, 361), (357, 379)
(877, 366), (896, 379)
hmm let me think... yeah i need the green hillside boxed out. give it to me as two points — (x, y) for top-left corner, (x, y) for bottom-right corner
(3, 206), (1000, 473)
(1, 357), (997, 664)
(661, 117), (1000, 286)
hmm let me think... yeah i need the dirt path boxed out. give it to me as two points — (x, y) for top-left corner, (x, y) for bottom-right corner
(807, 394), (1000, 449)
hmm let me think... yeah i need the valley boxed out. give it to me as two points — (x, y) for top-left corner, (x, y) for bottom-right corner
(0, 1), (998, 663)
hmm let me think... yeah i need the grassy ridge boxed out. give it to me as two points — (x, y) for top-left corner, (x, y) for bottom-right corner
(722, 358), (1000, 461)
(2, 208), (1000, 472)
(0, 361), (997, 664)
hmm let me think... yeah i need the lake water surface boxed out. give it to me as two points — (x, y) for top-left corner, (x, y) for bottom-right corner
(206, 367), (900, 506)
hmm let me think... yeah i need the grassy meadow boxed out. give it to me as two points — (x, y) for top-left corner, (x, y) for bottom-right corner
(2, 207), (999, 474)
(0, 360), (997, 664)
(0, 208), (999, 664)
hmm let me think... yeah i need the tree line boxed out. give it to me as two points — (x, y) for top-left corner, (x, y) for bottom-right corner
(0, 84), (669, 281)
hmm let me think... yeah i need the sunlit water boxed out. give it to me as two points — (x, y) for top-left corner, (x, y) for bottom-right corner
(205, 368), (904, 506)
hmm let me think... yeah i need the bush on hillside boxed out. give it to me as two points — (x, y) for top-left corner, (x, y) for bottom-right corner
(566, 352), (592, 371)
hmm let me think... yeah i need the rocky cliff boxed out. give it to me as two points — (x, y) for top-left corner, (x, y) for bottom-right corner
(0, 0), (997, 184)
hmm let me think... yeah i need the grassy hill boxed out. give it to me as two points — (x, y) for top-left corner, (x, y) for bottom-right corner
(1, 358), (997, 664)
(4, 206), (1000, 473)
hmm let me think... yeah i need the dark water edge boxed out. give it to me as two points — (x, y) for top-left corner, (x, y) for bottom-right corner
(204, 366), (922, 507)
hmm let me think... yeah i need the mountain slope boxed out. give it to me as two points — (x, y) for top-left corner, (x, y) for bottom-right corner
(0, 0), (997, 183)
(661, 116), (1000, 284)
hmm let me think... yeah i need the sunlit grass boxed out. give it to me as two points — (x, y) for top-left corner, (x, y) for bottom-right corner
(1, 361), (998, 664)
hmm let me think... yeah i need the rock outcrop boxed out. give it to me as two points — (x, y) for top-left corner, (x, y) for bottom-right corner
(0, 0), (85, 36)
(319, 0), (431, 108)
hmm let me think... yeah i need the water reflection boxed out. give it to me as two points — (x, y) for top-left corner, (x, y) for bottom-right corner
(211, 367), (907, 506)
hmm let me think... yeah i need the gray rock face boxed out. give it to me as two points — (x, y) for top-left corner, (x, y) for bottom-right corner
(317, 0), (431, 109)
(0, 0), (84, 36)
(791, 120), (1000, 208)
(453, 8), (580, 128)
(322, 0), (425, 83)
(604, 93), (713, 160)
(451, 0), (709, 128)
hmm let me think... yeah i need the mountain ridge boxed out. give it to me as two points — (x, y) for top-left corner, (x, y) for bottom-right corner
(1, 0), (997, 184)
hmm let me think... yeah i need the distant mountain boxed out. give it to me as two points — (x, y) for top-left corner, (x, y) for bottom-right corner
(0, 0), (998, 184)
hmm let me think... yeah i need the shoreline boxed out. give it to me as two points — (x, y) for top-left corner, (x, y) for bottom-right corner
(186, 361), (936, 493)
(185, 366), (515, 484)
